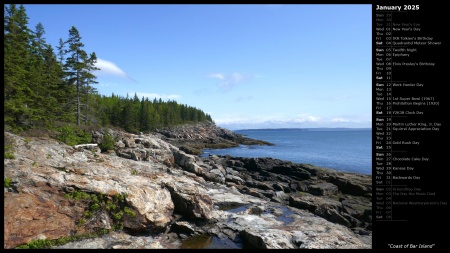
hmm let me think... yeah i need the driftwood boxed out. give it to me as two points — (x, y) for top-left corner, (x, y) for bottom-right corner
(74, 143), (98, 151)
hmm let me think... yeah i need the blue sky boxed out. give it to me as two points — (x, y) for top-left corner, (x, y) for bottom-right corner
(23, 4), (372, 130)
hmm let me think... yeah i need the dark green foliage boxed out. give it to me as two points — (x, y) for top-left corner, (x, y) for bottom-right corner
(4, 4), (32, 130)
(4, 177), (13, 188)
(64, 190), (91, 201)
(56, 124), (92, 146)
(112, 211), (123, 221)
(83, 210), (93, 219)
(106, 202), (116, 211)
(95, 94), (213, 132)
(64, 190), (135, 236)
(15, 239), (53, 249)
(4, 152), (16, 159)
(3, 4), (214, 134)
(99, 133), (115, 152)
(123, 206), (136, 217)
(77, 218), (87, 226)
(15, 229), (111, 249)
(4, 133), (16, 159)
(4, 5), (68, 130)
(89, 203), (100, 212)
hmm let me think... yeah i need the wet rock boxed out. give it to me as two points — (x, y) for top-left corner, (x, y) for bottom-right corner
(248, 205), (265, 215)
(239, 229), (268, 249)
(170, 221), (198, 237)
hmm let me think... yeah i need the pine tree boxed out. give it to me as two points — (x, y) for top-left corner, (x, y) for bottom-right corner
(64, 26), (84, 125)
(27, 22), (67, 126)
(4, 4), (33, 129)
(56, 38), (65, 64)
(63, 26), (98, 126)
(140, 97), (150, 132)
(42, 44), (66, 123)
(26, 22), (51, 126)
(80, 51), (99, 125)
(56, 37), (76, 123)
(4, 4), (214, 132)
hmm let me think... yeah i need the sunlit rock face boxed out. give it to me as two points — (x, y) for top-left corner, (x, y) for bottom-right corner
(4, 125), (371, 249)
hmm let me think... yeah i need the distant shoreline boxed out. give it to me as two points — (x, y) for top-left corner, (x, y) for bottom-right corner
(202, 127), (372, 176)
(232, 127), (372, 131)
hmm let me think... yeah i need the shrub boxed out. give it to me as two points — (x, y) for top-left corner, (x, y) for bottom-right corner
(15, 239), (53, 249)
(83, 211), (93, 219)
(89, 203), (100, 212)
(4, 133), (16, 159)
(99, 133), (115, 152)
(106, 202), (116, 211)
(112, 211), (123, 221)
(20, 128), (52, 138)
(78, 218), (87, 227)
(64, 191), (133, 235)
(124, 207), (136, 217)
(56, 125), (92, 146)
(65, 190), (91, 201)
(4, 177), (12, 188)
(90, 195), (99, 204)
(4, 153), (16, 159)
(113, 193), (125, 202)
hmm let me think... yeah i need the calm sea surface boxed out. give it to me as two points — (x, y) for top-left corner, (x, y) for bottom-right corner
(201, 128), (372, 175)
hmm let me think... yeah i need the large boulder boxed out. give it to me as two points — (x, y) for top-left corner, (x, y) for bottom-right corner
(126, 185), (174, 229)
(163, 179), (215, 220)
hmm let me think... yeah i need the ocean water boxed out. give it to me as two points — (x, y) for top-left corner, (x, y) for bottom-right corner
(201, 128), (372, 175)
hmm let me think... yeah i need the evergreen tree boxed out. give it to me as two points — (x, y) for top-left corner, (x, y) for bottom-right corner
(64, 26), (85, 125)
(140, 97), (150, 132)
(55, 37), (77, 123)
(63, 26), (98, 126)
(56, 38), (65, 64)
(80, 51), (99, 125)
(4, 4), (33, 129)
(26, 22), (51, 126)
(42, 44), (66, 123)
(4, 4), (214, 133)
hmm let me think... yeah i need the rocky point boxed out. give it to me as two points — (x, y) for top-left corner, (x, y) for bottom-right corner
(4, 123), (371, 249)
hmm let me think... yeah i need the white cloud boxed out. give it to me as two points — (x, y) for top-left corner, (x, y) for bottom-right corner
(214, 113), (371, 130)
(94, 58), (136, 81)
(135, 92), (181, 101)
(208, 72), (256, 92)
(293, 114), (321, 123)
(331, 118), (350, 123)
(208, 73), (225, 80)
(214, 114), (282, 125)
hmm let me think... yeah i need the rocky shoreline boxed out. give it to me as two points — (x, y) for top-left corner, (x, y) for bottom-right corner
(4, 122), (371, 249)
(154, 121), (274, 155)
